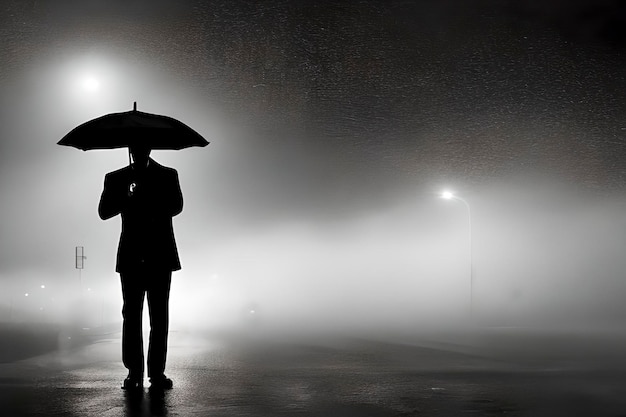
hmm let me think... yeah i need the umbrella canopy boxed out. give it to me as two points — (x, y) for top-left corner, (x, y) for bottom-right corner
(58, 103), (209, 150)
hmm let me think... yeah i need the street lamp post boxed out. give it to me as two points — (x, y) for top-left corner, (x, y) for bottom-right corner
(441, 191), (473, 319)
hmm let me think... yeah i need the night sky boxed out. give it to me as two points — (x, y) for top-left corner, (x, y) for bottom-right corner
(2, 1), (626, 331)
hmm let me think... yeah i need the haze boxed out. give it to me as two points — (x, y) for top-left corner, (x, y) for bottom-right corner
(1, 0), (626, 338)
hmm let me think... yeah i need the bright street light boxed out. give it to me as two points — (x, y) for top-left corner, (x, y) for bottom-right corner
(441, 190), (454, 200)
(80, 75), (100, 92)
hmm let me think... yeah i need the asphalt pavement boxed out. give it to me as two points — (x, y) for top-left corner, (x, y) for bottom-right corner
(1, 326), (626, 416)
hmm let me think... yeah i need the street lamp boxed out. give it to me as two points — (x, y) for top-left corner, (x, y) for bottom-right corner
(440, 191), (473, 319)
(80, 75), (100, 93)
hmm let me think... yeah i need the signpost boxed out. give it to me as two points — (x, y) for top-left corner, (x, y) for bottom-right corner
(76, 246), (86, 292)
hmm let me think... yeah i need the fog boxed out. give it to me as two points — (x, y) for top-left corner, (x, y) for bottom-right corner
(5, 170), (626, 336)
(1, 0), (626, 344)
(4, 89), (626, 338)
(171, 178), (626, 333)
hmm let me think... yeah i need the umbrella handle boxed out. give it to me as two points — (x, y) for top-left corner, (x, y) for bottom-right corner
(129, 100), (136, 167)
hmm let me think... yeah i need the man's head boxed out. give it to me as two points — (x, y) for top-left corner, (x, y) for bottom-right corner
(129, 144), (151, 168)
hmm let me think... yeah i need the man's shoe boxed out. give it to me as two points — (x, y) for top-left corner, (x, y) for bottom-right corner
(122, 376), (143, 390)
(149, 375), (173, 390)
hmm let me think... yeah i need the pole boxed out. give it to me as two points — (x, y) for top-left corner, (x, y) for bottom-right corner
(76, 246), (86, 294)
(442, 192), (473, 320)
(461, 198), (473, 320)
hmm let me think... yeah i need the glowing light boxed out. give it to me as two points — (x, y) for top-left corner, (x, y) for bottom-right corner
(441, 191), (454, 200)
(80, 76), (100, 92)
(24, 293), (29, 297)
(40, 285), (45, 289)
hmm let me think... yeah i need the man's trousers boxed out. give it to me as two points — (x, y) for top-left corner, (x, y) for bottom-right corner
(120, 267), (172, 379)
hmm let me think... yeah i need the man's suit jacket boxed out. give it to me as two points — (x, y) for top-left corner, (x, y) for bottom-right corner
(98, 158), (183, 273)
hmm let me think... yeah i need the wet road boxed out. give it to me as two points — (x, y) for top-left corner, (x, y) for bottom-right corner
(1, 328), (626, 416)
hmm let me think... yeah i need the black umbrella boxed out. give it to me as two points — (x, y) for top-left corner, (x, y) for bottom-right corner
(58, 102), (209, 151)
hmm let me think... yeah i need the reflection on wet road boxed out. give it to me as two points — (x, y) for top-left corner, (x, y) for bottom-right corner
(1, 330), (626, 416)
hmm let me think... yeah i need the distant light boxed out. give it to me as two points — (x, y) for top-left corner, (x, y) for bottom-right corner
(40, 285), (45, 289)
(250, 310), (256, 315)
(81, 76), (100, 92)
(441, 191), (454, 200)
(24, 293), (29, 297)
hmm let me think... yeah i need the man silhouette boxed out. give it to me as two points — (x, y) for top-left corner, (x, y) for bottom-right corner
(98, 144), (182, 390)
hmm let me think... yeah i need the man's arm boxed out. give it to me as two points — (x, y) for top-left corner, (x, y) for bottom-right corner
(152, 169), (183, 217)
(169, 170), (183, 217)
(98, 173), (127, 220)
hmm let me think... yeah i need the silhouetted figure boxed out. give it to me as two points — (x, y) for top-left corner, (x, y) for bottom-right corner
(99, 144), (182, 391)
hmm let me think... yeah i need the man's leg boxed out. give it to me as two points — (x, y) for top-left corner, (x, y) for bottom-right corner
(146, 270), (172, 381)
(120, 272), (146, 383)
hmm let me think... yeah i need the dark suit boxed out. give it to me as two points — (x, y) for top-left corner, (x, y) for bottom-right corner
(99, 158), (182, 379)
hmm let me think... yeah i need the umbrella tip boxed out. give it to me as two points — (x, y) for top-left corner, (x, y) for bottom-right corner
(133, 102), (137, 111)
